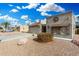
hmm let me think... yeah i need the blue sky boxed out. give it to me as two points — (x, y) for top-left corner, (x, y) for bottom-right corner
(0, 3), (78, 26)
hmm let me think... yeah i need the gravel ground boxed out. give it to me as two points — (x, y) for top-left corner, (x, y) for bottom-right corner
(0, 38), (79, 56)
(0, 32), (79, 56)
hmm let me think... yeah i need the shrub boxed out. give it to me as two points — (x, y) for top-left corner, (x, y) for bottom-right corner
(34, 33), (53, 43)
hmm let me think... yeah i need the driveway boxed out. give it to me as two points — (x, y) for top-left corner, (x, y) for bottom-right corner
(0, 32), (36, 42)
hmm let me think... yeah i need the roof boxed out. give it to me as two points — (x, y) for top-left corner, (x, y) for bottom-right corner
(46, 11), (73, 20)
(29, 22), (41, 27)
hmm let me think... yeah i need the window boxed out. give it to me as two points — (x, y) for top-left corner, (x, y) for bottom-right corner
(53, 17), (59, 22)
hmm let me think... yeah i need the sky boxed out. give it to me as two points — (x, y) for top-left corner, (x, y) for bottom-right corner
(0, 3), (78, 26)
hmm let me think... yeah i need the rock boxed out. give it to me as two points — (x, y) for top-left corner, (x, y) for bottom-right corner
(17, 38), (28, 46)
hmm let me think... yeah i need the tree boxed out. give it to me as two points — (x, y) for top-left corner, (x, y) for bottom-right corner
(1, 22), (10, 31)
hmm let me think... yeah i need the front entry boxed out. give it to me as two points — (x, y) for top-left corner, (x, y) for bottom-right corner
(42, 25), (46, 32)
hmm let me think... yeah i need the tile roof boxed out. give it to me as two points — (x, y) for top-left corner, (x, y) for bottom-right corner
(29, 22), (41, 27)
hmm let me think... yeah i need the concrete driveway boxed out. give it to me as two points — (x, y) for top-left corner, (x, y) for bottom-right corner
(0, 32), (36, 42)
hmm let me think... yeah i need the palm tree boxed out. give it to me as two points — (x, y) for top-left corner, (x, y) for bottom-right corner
(1, 22), (10, 31)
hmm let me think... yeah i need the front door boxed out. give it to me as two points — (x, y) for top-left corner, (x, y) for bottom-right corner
(42, 25), (46, 32)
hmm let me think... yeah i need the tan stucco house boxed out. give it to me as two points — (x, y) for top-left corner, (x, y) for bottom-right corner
(29, 11), (75, 40)
(46, 11), (75, 39)
(29, 22), (46, 34)
(20, 25), (29, 32)
(29, 22), (42, 34)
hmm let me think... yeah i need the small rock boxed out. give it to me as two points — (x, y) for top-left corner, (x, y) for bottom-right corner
(17, 38), (28, 46)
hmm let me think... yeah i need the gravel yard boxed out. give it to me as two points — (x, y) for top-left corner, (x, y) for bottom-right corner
(0, 32), (79, 56)
(0, 37), (79, 56)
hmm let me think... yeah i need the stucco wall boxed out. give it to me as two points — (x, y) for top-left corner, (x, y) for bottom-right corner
(46, 11), (75, 39)
(29, 25), (41, 34)
(20, 25), (29, 32)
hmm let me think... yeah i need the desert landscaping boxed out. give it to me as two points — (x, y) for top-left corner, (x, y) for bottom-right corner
(0, 32), (78, 56)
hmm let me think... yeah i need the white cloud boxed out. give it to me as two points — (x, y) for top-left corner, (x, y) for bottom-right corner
(0, 15), (17, 21)
(35, 18), (46, 24)
(16, 6), (21, 10)
(25, 20), (33, 25)
(41, 18), (46, 24)
(22, 3), (40, 9)
(41, 12), (51, 16)
(10, 21), (19, 27)
(0, 15), (19, 26)
(10, 9), (19, 13)
(35, 19), (40, 22)
(22, 6), (25, 9)
(21, 15), (29, 20)
(8, 4), (13, 7)
(25, 20), (30, 24)
(37, 3), (65, 16)
(37, 3), (65, 12)
(21, 15), (33, 25)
